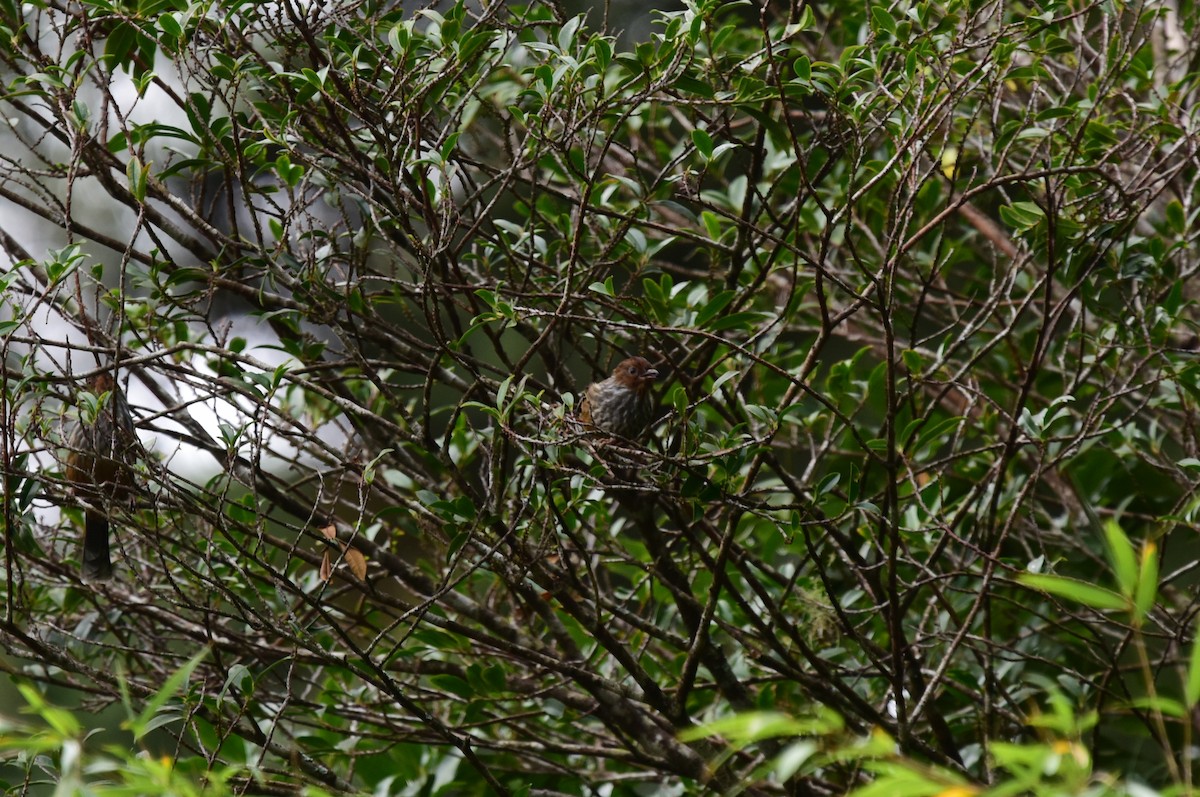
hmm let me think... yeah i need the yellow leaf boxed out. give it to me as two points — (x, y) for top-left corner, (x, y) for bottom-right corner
(941, 146), (958, 179)
(936, 788), (978, 797)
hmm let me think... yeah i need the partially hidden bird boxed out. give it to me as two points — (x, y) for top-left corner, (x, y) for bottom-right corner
(579, 356), (659, 440)
(64, 372), (138, 580)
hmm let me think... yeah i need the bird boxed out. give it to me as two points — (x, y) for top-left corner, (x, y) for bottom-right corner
(579, 356), (660, 440)
(64, 371), (138, 580)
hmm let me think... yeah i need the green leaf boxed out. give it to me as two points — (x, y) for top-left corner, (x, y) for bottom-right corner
(1133, 542), (1158, 622)
(793, 55), (811, 82)
(708, 311), (771, 332)
(905, 416), (963, 453)
(679, 709), (841, 744)
(126, 156), (149, 202)
(435, 127), (458, 159)
(158, 12), (183, 41)
(1165, 199), (1186, 234)
(591, 36), (612, 69)
(1103, 520), (1137, 598)
(1164, 280), (1184, 316)
(275, 154), (304, 187)
(774, 740), (818, 781)
(125, 648), (208, 741)
(17, 684), (81, 737)
(588, 278), (614, 297)
(1124, 695), (1186, 718)
(1185, 620), (1200, 708)
(104, 21), (140, 72)
(701, 210), (723, 240)
(429, 674), (473, 699)
(999, 201), (1044, 231)
(556, 14), (582, 51)
(691, 128), (714, 160)
(871, 6), (895, 36)
(1020, 574), (1127, 611)
(642, 277), (664, 305)
(300, 66), (328, 90)
(695, 289), (736, 328)
(674, 75), (714, 97)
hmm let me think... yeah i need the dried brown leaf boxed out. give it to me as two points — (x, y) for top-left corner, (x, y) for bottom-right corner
(345, 547), (368, 580)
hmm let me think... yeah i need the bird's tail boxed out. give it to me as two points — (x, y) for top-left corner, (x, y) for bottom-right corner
(82, 510), (113, 581)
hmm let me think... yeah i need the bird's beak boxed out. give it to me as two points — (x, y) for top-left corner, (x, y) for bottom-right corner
(645, 368), (660, 380)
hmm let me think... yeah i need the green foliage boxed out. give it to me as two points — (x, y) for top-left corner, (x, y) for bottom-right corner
(1, 0), (1199, 793)
(0, 663), (237, 796)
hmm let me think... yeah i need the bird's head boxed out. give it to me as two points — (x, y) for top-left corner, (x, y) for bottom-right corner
(610, 357), (659, 393)
(88, 372), (116, 393)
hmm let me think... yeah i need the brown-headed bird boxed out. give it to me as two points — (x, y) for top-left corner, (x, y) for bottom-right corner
(64, 372), (138, 580)
(579, 356), (659, 440)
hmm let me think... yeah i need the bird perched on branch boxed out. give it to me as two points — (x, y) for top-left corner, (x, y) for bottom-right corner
(579, 356), (660, 441)
(64, 371), (138, 580)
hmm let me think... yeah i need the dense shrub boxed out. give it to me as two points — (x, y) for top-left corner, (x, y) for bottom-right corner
(2, 0), (1199, 793)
